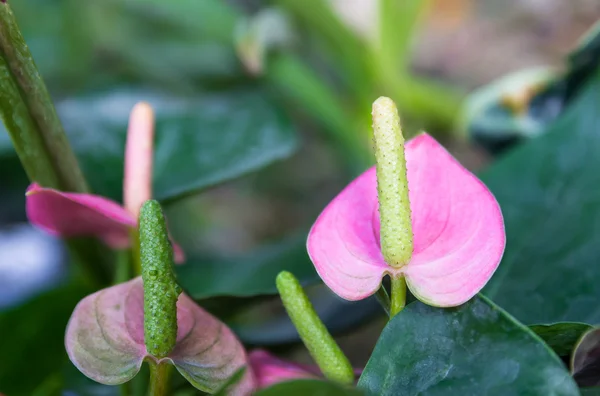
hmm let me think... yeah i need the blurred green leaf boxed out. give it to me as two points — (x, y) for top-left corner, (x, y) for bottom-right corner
(272, 0), (373, 102)
(256, 379), (362, 395)
(358, 296), (578, 395)
(177, 234), (317, 300)
(0, 88), (298, 202)
(464, 67), (558, 153)
(531, 323), (593, 357)
(0, 283), (90, 396)
(466, 22), (600, 155)
(482, 71), (600, 324)
(572, 328), (600, 387)
(230, 284), (381, 346)
(378, 0), (425, 72)
(581, 387), (600, 396)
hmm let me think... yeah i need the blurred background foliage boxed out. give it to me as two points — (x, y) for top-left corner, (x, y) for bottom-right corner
(0, 0), (599, 394)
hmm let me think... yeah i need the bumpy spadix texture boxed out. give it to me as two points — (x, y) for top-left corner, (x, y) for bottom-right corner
(65, 277), (254, 394)
(276, 271), (354, 385)
(139, 200), (181, 358)
(372, 97), (413, 267)
(307, 134), (505, 307)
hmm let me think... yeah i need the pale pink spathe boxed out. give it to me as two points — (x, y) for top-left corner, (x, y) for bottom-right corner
(307, 133), (505, 307)
(65, 277), (255, 394)
(249, 350), (318, 388)
(26, 183), (185, 263)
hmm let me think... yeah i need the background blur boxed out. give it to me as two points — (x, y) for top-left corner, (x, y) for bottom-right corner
(0, 0), (599, 394)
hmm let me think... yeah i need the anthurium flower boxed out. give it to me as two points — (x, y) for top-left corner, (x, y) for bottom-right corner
(25, 103), (184, 262)
(65, 277), (254, 394)
(307, 132), (505, 307)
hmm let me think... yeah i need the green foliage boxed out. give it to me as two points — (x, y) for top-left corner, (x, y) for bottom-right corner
(256, 380), (363, 395)
(177, 234), (318, 299)
(530, 323), (593, 357)
(0, 284), (90, 396)
(358, 297), (578, 396)
(482, 70), (600, 324)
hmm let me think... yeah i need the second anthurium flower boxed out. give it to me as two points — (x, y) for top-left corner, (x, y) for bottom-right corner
(25, 103), (184, 263)
(307, 97), (505, 311)
(65, 200), (254, 394)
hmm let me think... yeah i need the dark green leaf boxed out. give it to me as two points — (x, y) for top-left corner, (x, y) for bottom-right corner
(572, 328), (600, 387)
(0, 283), (90, 396)
(530, 322), (593, 357)
(581, 387), (600, 396)
(230, 284), (381, 346)
(177, 234), (317, 300)
(256, 379), (362, 395)
(467, 23), (600, 155)
(358, 296), (578, 396)
(482, 71), (600, 324)
(7, 88), (296, 202)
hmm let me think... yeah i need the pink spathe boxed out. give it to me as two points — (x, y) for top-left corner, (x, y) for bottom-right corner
(307, 133), (505, 307)
(65, 277), (254, 394)
(26, 184), (185, 263)
(249, 350), (318, 388)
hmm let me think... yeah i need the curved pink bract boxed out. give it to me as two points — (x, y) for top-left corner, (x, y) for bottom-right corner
(26, 183), (185, 263)
(65, 278), (255, 393)
(307, 134), (505, 307)
(26, 183), (134, 248)
(249, 350), (318, 388)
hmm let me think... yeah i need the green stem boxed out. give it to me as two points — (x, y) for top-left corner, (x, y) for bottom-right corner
(119, 381), (132, 396)
(267, 54), (371, 170)
(0, 2), (89, 193)
(148, 362), (171, 396)
(374, 285), (391, 316)
(0, 3), (113, 286)
(114, 249), (131, 284)
(390, 276), (407, 317)
(129, 228), (142, 276)
(66, 237), (112, 287)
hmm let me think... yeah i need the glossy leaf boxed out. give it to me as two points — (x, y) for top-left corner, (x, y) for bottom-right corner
(0, 283), (90, 396)
(530, 323), (593, 357)
(572, 328), (600, 387)
(358, 297), (578, 395)
(482, 71), (600, 324)
(177, 234), (318, 299)
(256, 379), (363, 396)
(1, 88), (297, 202)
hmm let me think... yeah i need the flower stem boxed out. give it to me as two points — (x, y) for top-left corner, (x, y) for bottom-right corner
(390, 276), (407, 317)
(0, 2), (89, 193)
(114, 249), (131, 284)
(148, 362), (171, 396)
(0, 3), (113, 286)
(374, 285), (391, 316)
